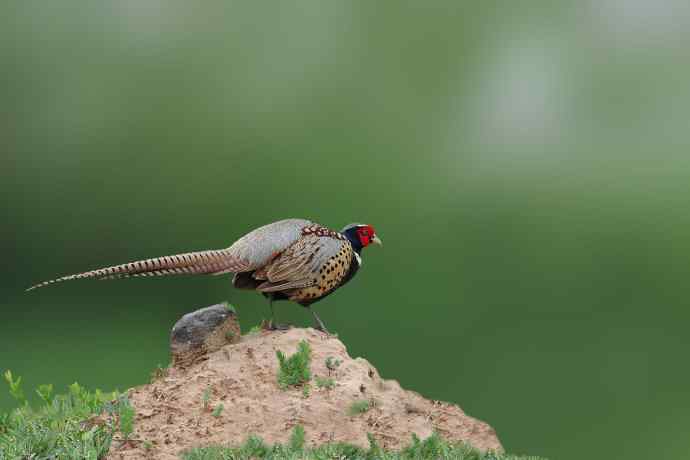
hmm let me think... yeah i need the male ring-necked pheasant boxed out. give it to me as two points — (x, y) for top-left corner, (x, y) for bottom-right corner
(27, 219), (382, 333)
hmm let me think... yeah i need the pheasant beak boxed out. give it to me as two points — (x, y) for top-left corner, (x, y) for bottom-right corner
(371, 234), (383, 246)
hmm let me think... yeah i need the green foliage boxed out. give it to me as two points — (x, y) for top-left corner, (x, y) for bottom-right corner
(276, 340), (312, 389)
(202, 387), (212, 411)
(0, 413), (9, 434)
(241, 435), (270, 458)
(117, 395), (135, 440)
(288, 424), (305, 451)
(348, 399), (376, 416)
(315, 376), (335, 389)
(0, 372), (134, 460)
(301, 384), (311, 398)
(403, 432), (453, 458)
(225, 331), (236, 341)
(36, 384), (54, 405)
(182, 429), (546, 460)
(325, 356), (341, 372)
(4, 370), (26, 405)
(212, 404), (224, 418)
(150, 363), (169, 383)
(367, 432), (383, 457)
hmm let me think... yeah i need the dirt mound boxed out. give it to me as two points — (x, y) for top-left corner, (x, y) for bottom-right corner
(108, 325), (502, 459)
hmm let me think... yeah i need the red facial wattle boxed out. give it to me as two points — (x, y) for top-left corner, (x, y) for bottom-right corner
(356, 225), (376, 247)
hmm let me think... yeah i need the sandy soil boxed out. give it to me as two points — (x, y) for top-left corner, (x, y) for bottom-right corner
(107, 328), (502, 459)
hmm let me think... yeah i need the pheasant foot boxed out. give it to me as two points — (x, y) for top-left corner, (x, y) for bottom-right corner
(268, 320), (291, 331)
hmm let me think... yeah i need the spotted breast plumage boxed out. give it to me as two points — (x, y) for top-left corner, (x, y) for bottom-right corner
(27, 219), (382, 333)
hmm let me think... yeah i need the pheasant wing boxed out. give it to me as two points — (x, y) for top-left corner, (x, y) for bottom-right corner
(213, 218), (314, 275)
(256, 235), (345, 292)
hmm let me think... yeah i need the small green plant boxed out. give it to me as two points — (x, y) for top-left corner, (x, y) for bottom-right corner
(246, 324), (262, 335)
(276, 340), (312, 389)
(225, 330), (236, 341)
(143, 440), (153, 451)
(301, 384), (311, 398)
(325, 356), (341, 374)
(35, 383), (53, 405)
(149, 363), (169, 383)
(367, 432), (383, 457)
(315, 376), (335, 389)
(4, 370), (26, 405)
(288, 424), (305, 451)
(202, 387), (212, 411)
(212, 404), (224, 418)
(348, 398), (376, 416)
(117, 395), (135, 441)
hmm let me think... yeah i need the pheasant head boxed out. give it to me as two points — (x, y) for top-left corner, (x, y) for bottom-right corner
(340, 223), (382, 253)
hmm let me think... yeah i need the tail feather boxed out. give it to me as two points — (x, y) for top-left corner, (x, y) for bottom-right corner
(26, 248), (248, 292)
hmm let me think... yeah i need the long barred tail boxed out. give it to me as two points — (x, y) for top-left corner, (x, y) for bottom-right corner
(26, 248), (249, 292)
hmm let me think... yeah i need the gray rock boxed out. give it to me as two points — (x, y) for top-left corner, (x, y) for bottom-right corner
(170, 303), (240, 367)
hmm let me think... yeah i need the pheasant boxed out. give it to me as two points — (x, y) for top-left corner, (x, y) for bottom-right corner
(27, 219), (382, 333)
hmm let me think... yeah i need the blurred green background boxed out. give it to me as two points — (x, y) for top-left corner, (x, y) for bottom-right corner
(2, 1), (689, 459)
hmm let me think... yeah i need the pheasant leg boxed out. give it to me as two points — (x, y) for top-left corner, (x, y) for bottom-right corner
(309, 308), (330, 334)
(268, 299), (290, 330)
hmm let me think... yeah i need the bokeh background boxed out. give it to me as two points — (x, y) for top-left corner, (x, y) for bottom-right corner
(2, 1), (690, 459)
